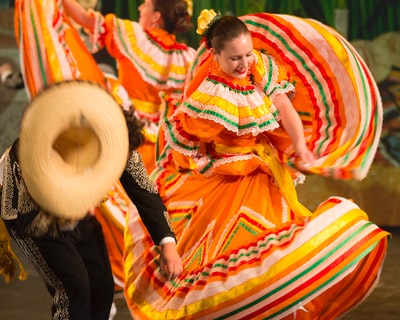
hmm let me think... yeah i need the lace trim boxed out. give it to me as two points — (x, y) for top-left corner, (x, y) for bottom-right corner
(1, 147), (62, 237)
(126, 151), (158, 194)
(183, 99), (280, 136)
(253, 52), (295, 101)
(87, 9), (105, 53)
(108, 18), (196, 89)
(163, 210), (173, 231)
(182, 67), (281, 137)
(10, 233), (70, 318)
(26, 211), (60, 238)
(259, 53), (280, 95)
(1, 148), (37, 220)
(161, 117), (201, 158)
(51, 2), (81, 80)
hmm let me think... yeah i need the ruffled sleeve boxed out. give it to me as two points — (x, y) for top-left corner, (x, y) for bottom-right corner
(159, 61), (282, 175)
(251, 50), (295, 99)
(89, 15), (196, 90)
(84, 9), (106, 53)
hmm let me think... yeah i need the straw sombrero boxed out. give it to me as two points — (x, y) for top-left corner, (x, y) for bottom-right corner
(18, 81), (129, 220)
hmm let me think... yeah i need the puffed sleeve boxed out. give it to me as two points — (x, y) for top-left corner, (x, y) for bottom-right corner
(251, 50), (295, 99)
(84, 10), (124, 56)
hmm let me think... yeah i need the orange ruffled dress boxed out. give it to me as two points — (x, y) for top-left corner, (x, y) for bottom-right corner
(87, 12), (197, 173)
(122, 13), (390, 319)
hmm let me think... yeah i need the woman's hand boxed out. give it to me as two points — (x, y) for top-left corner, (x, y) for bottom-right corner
(273, 93), (317, 169)
(294, 143), (317, 170)
(62, 0), (95, 31)
(159, 242), (183, 280)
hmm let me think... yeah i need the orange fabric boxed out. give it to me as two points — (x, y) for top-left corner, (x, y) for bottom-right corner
(14, 0), (105, 99)
(137, 142), (157, 175)
(183, 56), (212, 99)
(63, 27), (106, 85)
(124, 13), (389, 319)
(125, 165), (390, 318)
(100, 15), (195, 173)
(93, 180), (135, 290)
(104, 23), (179, 106)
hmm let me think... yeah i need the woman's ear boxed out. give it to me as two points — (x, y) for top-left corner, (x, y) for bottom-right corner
(210, 48), (217, 62)
(152, 11), (163, 28)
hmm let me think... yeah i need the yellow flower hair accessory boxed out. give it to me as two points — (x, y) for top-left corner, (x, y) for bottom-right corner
(183, 0), (193, 17)
(196, 9), (218, 36)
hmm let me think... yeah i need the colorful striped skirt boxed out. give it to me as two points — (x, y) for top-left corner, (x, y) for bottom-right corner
(124, 170), (389, 319)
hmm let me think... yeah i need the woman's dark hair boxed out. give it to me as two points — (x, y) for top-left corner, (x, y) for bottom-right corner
(122, 108), (145, 152)
(153, 0), (193, 34)
(204, 16), (250, 53)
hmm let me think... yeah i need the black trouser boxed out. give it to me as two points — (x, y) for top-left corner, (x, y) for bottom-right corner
(5, 216), (114, 320)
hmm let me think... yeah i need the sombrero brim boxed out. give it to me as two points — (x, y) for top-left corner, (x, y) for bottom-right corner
(19, 81), (129, 219)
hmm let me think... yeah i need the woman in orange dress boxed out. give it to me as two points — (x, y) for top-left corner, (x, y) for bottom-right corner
(122, 10), (390, 319)
(60, 0), (196, 290)
(62, 0), (196, 174)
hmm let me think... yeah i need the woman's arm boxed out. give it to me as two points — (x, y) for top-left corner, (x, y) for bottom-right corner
(273, 93), (316, 166)
(62, 0), (95, 31)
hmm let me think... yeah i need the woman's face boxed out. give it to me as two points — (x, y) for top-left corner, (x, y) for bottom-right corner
(138, 0), (159, 29)
(212, 33), (255, 80)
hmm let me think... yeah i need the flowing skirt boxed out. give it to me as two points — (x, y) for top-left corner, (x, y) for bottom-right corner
(123, 12), (389, 319)
(93, 181), (135, 290)
(123, 169), (389, 319)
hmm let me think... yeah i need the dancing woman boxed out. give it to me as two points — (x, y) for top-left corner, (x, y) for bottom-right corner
(123, 10), (390, 319)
